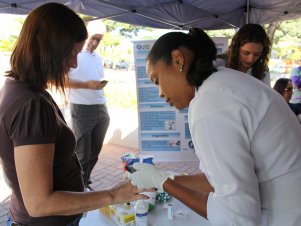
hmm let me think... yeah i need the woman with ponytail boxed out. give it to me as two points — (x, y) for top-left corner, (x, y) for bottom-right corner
(127, 28), (301, 226)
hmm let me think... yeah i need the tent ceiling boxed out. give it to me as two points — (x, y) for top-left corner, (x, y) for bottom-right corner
(0, 0), (301, 30)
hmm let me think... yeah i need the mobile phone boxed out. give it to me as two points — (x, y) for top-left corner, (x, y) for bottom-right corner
(125, 165), (136, 173)
(100, 80), (108, 84)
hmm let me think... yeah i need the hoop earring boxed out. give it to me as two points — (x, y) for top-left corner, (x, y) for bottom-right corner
(179, 64), (183, 72)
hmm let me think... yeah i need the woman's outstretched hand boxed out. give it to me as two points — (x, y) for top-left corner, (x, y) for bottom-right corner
(110, 180), (154, 204)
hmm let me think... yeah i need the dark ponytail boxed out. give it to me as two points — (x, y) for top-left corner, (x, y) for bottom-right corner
(147, 28), (217, 89)
(187, 28), (217, 88)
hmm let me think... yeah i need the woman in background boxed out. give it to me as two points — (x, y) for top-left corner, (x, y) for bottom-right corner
(273, 77), (301, 122)
(215, 23), (271, 86)
(0, 3), (147, 226)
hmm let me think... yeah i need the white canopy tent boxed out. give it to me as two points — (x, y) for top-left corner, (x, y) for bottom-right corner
(0, 0), (301, 30)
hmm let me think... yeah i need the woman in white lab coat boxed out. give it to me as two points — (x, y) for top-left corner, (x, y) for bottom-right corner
(128, 28), (301, 226)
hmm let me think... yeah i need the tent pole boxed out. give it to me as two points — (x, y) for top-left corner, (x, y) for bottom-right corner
(246, 0), (250, 24)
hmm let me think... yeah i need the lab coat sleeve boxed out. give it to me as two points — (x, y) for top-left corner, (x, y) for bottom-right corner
(190, 91), (261, 226)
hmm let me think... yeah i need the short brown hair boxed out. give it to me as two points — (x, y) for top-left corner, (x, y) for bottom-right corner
(6, 3), (87, 93)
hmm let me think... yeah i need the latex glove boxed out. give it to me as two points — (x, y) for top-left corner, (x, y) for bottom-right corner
(127, 163), (174, 192)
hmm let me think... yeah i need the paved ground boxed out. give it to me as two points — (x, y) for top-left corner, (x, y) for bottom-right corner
(0, 143), (200, 226)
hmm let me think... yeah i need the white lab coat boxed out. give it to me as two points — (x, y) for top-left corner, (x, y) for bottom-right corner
(189, 67), (301, 226)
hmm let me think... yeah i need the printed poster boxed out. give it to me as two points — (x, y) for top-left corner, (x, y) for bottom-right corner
(133, 37), (228, 161)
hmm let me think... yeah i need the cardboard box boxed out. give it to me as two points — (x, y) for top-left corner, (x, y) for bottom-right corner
(100, 205), (111, 218)
(100, 204), (135, 226)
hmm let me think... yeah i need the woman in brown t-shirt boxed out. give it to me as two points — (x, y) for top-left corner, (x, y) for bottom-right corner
(0, 3), (148, 226)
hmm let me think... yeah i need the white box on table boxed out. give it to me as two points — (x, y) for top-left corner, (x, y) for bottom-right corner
(100, 203), (135, 226)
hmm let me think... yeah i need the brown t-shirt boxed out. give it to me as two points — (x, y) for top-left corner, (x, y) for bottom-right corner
(0, 78), (84, 226)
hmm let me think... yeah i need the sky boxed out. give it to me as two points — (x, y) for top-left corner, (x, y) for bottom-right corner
(0, 14), (25, 39)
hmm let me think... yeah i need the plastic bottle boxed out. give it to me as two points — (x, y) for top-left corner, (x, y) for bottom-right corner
(141, 191), (156, 211)
(134, 200), (148, 226)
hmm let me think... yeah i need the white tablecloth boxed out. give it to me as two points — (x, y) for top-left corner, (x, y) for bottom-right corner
(80, 198), (211, 226)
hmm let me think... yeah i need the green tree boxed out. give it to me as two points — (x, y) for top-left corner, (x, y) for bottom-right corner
(0, 36), (17, 52)
(103, 19), (142, 38)
(207, 28), (235, 40)
(1, 15), (301, 64)
(266, 22), (282, 47)
(267, 18), (301, 66)
(0, 15), (24, 52)
(272, 18), (301, 45)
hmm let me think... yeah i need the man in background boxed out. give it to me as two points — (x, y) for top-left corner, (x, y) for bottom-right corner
(68, 20), (110, 190)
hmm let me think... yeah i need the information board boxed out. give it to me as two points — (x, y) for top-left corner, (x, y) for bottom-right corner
(133, 37), (228, 161)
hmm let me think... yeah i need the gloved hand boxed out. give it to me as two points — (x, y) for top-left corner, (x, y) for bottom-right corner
(126, 163), (174, 192)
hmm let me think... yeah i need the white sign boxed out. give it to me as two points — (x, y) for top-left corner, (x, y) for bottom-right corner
(133, 37), (228, 161)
